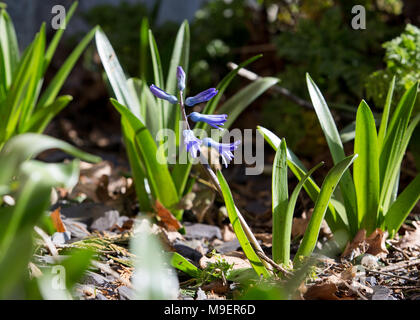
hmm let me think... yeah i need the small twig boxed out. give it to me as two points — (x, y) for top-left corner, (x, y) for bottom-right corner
(34, 226), (59, 257)
(91, 260), (131, 287)
(227, 62), (314, 110)
(255, 249), (292, 277)
(387, 286), (420, 290)
(341, 280), (369, 300)
(227, 62), (357, 117)
(380, 258), (420, 272)
(386, 240), (411, 260)
(365, 268), (418, 283)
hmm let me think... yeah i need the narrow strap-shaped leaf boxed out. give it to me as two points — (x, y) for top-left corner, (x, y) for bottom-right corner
(95, 28), (142, 120)
(340, 121), (356, 143)
(379, 82), (418, 190)
(353, 101), (380, 234)
(121, 117), (152, 212)
(1, 26), (44, 141)
(0, 160), (80, 270)
(384, 174), (420, 238)
(272, 139), (289, 264)
(148, 30), (164, 89)
(380, 113), (420, 215)
(218, 77), (279, 129)
(377, 76), (395, 151)
(0, 133), (100, 185)
(257, 126), (349, 234)
(195, 54), (262, 133)
(37, 26), (98, 110)
(17, 25), (46, 131)
(282, 162), (324, 265)
(148, 30), (165, 127)
(164, 21), (189, 136)
(170, 252), (201, 278)
(44, 1), (78, 71)
(294, 154), (358, 263)
(0, 8), (19, 88)
(23, 95), (72, 133)
(139, 17), (149, 80)
(111, 98), (180, 216)
(217, 170), (271, 278)
(127, 78), (161, 139)
(130, 219), (179, 300)
(306, 73), (358, 235)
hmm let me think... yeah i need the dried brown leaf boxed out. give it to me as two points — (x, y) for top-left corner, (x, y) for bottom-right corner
(304, 281), (355, 300)
(154, 200), (182, 232)
(366, 228), (389, 257)
(50, 207), (66, 233)
(201, 280), (229, 294)
(397, 221), (420, 249)
(292, 209), (331, 238)
(304, 282), (341, 300)
(342, 228), (388, 259)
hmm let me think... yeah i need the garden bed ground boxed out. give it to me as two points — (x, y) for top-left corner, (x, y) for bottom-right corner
(32, 153), (420, 300)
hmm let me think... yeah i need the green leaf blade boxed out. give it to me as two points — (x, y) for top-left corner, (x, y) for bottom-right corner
(37, 26), (98, 110)
(217, 170), (270, 278)
(257, 126), (349, 235)
(353, 101), (380, 234)
(218, 77), (279, 129)
(306, 73), (358, 235)
(294, 154), (358, 263)
(110, 99), (180, 215)
(384, 174), (420, 238)
(272, 139), (289, 264)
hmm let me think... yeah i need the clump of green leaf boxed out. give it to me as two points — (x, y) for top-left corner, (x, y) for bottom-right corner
(260, 74), (420, 247)
(95, 22), (277, 218)
(0, 2), (97, 149)
(0, 133), (100, 299)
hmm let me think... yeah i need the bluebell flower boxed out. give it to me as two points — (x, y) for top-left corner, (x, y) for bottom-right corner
(183, 130), (202, 159)
(185, 88), (218, 107)
(202, 138), (241, 168)
(150, 84), (178, 104)
(177, 66), (186, 91)
(188, 112), (227, 130)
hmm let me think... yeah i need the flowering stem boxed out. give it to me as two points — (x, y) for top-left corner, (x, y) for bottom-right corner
(179, 91), (190, 131)
(178, 91), (272, 273)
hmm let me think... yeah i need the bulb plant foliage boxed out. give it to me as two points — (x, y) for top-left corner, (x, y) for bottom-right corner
(259, 74), (420, 257)
(0, 133), (100, 299)
(0, 2), (97, 149)
(95, 20), (278, 219)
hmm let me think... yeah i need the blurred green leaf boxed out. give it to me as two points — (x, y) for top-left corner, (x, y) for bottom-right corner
(37, 26), (97, 110)
(131, 219), (179, 300)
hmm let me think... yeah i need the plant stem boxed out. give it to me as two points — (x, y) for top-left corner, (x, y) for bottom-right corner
(178, 91), (272, 273)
